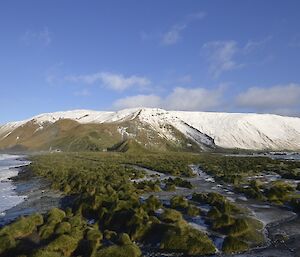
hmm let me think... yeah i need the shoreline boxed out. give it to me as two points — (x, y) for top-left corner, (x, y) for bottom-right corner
(0, 155), (29, 216)
(0, 158), (73, 227)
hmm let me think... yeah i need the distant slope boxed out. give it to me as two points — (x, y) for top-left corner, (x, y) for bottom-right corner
(173, 111), (300, 150)
(1, 108), (300, 151)
(0, 108), (214, 152)
(0, 119), (122, 152)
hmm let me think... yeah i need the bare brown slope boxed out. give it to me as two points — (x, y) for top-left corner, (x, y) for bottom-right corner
(0, 117), (208, 152)
(0, 119), (122, 151)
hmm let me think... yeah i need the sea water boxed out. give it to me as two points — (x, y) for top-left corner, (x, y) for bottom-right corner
(0, 154), (30, 216)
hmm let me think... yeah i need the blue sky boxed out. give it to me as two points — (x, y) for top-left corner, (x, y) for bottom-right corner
(1, 0), (300, 123)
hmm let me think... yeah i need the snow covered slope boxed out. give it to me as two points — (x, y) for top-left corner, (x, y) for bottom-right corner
(136, 108), (214, 148)
(0, 109), (139, 140)
(0, 121), (27, 139)
(1, 108), (300, 151)
(172, 111), (300, 150)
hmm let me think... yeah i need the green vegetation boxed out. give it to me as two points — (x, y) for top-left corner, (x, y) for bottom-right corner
(235, 180), (265, 200)
(196, 154), (300, 185)
(0, 234), (16, 254)
(96, 233), (141, 257)
(0, 151), (299, 256)
(170, 196), (200, 216)
(222, 236), (249, 253)
(265, 181), (295, 204)
(170, 195), (189, 209)
(159, 221), (216, 255)
(0, 213), (43, 239)
(134, 179), (161, 192)
(0, 152), (215, 256)
(194, 154), (300, 211)
(192, 192), (265, 253)
(96, 244), (141, 257)
(186, 204), (201, 216)
(163, 177), (193, 189)
(236, 178), (298, 208)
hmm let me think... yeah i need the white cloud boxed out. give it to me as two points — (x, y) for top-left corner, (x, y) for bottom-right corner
(161, 12), (206, 45)
(21, 27), (52, 46)
(243, 36), (272, 53)
(203, 37), (272, 78)
(237, 83), (300, 108)
(65, 72), (151, 91)
(177, 75), (192, 84)
(236, 83), (300, 113)
(113, 85), (224, 111)
(112, 82), (300, 116)
(74, 89), (90, 97)
(165, 87), (223, 111)
(113, 95), (162, 109)
(162, 24), (186, 45)
(65, 73), (102, 84)
(186, 12), (207, 20)
(202, 40), (242, 78)
(100, 72), (150, 91)
(45, 74), (57, 84)
(45, 62), (64, 85)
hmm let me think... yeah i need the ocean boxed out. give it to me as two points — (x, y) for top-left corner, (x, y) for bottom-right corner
(0, 154), (30, 216)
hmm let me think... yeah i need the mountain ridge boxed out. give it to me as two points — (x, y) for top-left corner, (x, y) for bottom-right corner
(1, 108), (300, 151)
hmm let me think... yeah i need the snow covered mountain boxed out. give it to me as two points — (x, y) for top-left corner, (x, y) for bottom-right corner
(0, 108), (300, 151)
(173, 111), (300, 150)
